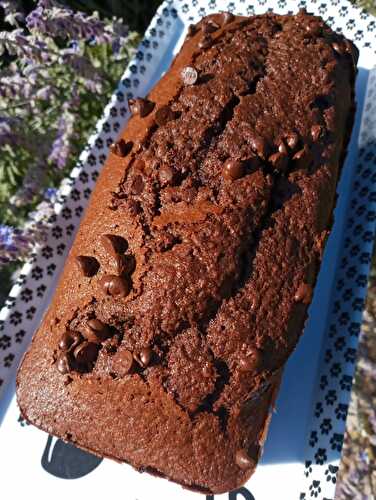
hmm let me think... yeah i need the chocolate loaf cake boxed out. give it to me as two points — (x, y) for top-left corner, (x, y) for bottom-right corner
(16, 10), (358, 494)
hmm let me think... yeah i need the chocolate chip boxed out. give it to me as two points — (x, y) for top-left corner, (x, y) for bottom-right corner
(159, 164), (175, 186)
(238, 348), (262, 372)
(155, 105), (175, 126)
(223, 159), (245, 181)
(134, 347), (153, 368)
(292, 146), (313, 170)
(57, 353), (72, 374)
(86, 318), (111, 341)
(58, 331), (73, 351)
(311, 124), (323, 142)
(222, 12), (235, 24)
(100, 234), (128, 256)
(202, 19), (220, 34)
(249, 135), (267, 159)
(198, 34), (213, 50)
(268, 152), (288, 172)
(131, 174), (144, 195)
(115, 253), (136, 276)
(100, 274), (131, 298)
(73, 341), (99, 366)
(235, 449), (256, 470)
(277, 140), (288, 155)
(111, 349), (134, 377)
(187, 24), (198, 37)
(332, 42), (345, 55)
(75, 255), (99, 277)
(110, 139), (133, 158)
(181, 66), (198, 86)
(294, 282), (313, 304)
(285, 132), (299, 152)
(128, 97), (155, 118)
(59, 331), (83, 352)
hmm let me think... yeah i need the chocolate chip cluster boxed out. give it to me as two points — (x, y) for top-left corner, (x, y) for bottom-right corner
(56, 317), (154, 377)
(74, 233), (136, 299)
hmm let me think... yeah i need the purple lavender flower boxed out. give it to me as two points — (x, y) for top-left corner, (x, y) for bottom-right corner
(48, 102), (76, 169)
(0, 224), (33, 264)
(0, 1), (25, 26)
(26, 1), (115, 44)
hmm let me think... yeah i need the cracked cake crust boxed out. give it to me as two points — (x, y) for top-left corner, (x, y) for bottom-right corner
(17, 10), (358, 494)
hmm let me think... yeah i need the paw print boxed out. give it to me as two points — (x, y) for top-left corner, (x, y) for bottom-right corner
(304, 460), (312, 477)
(246, 5), (255, 15)
(342, 288), (352, 301)
(103, 122), (111, 133)
(352, 298), (364, 311)
(353, 224), (363, 236)
(320, 418), (332, 435)
(315, 402), (324, 418)
(120, 107), (127, 117)
(325, 464), (338, 483)
(99, 154), (106, 163)
(88, 154), (96, 166)
(52, 225), (63, 239)
(26, 306), (36, 320)
(20, 288), (33, 303)
(47, 263), (56, 275)
(57, 243), (66, 255)
(95, 137), (104, 148)
(349, 322), (360, 337)
(10, 311), (22, 326)
(319, 375), (328, 390)
(330, 363), (341, 378)
(346, 19), (356, 31)
(339, 312), (350, 326)
(369, 191), (376, 203)
(62, 207), (72, 220)
(335, 403), (348, 421)
(368, 20), (376, 32)
(325, 390), (337, 406)
(356, 274), (368, 287)
(83, 188), (91, 200)
(344, 348), (356, 363)
(309, 480), (321, 498)
(343, 237), (351, 249)
(79, 171), (89, 184)
(277, 0), (287, 7)
(48, 213), (57, 224)
(334, 337), (345, 351)
(75, 206), (84, 217)
(318, 4), (326, 15)
(340, 375), (352, 391)
(32, 266), (43, 280)
(309, 430), (318, 447)
(66, 224), (75, 235)
(330, 433), (343, 451)
(15, 330), (26, 343)
(3, 353), (14, 367)
(362, 167), (371, 179)
(91, 171), (99, 182)
(314, 448), (327, 465)
(36, 284), (46, 297)
(0, 335), (11, 350)
(70, 189), (81, 201)
(42, 246), (53, 259)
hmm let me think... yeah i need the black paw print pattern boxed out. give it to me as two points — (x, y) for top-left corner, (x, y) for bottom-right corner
(0, 3), (374, 500)
(301, 39), (376, 499)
